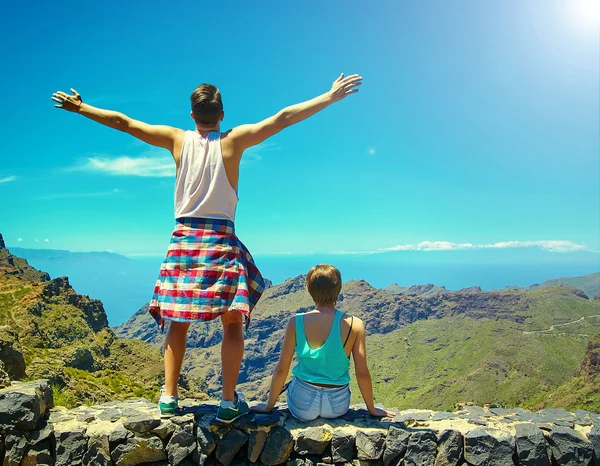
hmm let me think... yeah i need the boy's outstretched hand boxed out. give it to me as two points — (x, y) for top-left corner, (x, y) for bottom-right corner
(52, 88), (83, 112)
(328, 74), (362, 102)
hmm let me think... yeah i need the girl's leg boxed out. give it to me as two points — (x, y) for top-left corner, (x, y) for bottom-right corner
(163, 321), (191, 397)
(220, 310), (244, 402)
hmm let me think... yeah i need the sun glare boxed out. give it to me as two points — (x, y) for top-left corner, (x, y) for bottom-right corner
(568, 0), (600, 30)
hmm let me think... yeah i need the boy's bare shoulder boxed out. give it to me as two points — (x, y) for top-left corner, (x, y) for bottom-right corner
(219, 129), (241, 160)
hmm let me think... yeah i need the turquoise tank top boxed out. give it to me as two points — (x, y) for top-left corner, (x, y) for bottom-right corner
(292, 309), (351, 385)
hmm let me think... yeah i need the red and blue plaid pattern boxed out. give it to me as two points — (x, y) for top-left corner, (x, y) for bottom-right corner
(149, 217), (265, 327)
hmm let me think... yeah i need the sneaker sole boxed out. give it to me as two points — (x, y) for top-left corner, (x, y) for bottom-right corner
(159, 409), (176, 419)
(214, 411), (248, 424)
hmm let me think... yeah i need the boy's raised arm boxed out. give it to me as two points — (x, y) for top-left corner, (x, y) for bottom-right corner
(230, 73), (362, 152)
(52, 89), (184, 157)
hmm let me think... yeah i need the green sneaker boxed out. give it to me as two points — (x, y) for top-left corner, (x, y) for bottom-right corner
(158, 386), (179, 418)
(215, 392), (249, 424)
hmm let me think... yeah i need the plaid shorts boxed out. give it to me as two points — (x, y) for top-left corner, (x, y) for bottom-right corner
(148, 217), (265, 327)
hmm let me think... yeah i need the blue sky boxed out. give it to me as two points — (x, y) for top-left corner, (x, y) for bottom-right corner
(1, 0), (599, 261)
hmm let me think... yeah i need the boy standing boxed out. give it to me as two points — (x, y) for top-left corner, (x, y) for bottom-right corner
(52, 73), (362, 421)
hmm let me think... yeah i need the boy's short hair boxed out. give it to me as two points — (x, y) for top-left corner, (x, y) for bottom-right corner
(190, 84), (223, 126)
(306, 264), (342, 307)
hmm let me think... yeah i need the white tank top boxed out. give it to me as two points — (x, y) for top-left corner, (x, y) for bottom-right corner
(174, 131), (238, 221)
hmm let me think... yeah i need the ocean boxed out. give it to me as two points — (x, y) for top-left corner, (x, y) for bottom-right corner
(12, 247), (600, 326)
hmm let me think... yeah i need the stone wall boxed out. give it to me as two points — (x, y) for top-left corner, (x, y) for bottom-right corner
(1, 380), (599, 466)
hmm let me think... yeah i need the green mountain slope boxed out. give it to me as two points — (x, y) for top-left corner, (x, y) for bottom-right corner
(523, 336), (600, 411)
(0, 233), (208, 407)
(116, 273), (600, 411)
(359, 312), (598, 411)
(515, 272), (600, 300)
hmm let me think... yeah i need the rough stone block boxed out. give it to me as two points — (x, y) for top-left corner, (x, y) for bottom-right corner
(0, 380), (53, 431)
(109, 423), (133, 448)
(383, 425), (410, 466)
(546, 426), (593, 466)
(123, 414), (161, 433)
(151, 420), (176, 440)
(110, 434), (166, 466)
(96, 408), (122, 422)
(464, 428), (515, 466)
(356, 429), (386, 461)
(261, 426), (294, 466)
(55, 426), (88, 466)
(216, 429), (248, 466)
(166, 423), (197, 466)
(586, 423), (600, 463)
(83, 434), (111, 466)
(404, 429), (437, 466)
(22, 441), (54, 466)
(434, 429), (463, 466)
(248, 430), (267, 463)
(514, 423), (550, 466)
(197, 425), (219, 455)
(3, 431), (28, 466)
(332, 428), (355, 463)
(295, 426), (333, 455)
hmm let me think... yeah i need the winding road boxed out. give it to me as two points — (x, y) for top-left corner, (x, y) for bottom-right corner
(523, 314), (600, 336)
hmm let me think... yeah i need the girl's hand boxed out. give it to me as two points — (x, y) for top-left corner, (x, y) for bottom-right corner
(251, 403), (273, 413)
(369, 407), (396, 418)
(52, 88), (83, 112)
(328, 74), (362, 102)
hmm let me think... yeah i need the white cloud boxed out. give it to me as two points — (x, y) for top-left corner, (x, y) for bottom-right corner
(17, 238), (22, 242)
(381, 241), (476, 251)
(482, 240), (588, 253)
(72, 154), (174, 177)
(241, 142), (281, 166)
(34, 239), (39, 242)
(0, 175), (16, 183)
(368, 148), (376, 156)
(34, 189), (122, 200)
(69, 141), (279, 176)
(44, 239), (50, 243)
(334, 239), (593, 255)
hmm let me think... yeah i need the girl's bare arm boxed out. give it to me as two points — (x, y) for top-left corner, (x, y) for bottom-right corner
(352, 319), (396, 417)
(254, 318), (297, 412)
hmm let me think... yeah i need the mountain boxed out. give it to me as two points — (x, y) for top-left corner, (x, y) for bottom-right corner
(507, 272), (600, 300)
(383, 283), (448, 296)
(115, 273), (600, 412)
(8, 247), (162, 326)
(0, 233), (207, 407)
(523, 336), (600, 410)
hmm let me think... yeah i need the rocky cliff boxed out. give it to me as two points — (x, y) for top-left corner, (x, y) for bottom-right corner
(0, 233), (206, 407)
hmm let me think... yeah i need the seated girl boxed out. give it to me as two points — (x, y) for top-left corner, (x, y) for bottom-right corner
(253, 264), (394, 421)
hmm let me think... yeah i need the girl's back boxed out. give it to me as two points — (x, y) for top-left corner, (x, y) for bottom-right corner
(301, 310), (356, 357)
